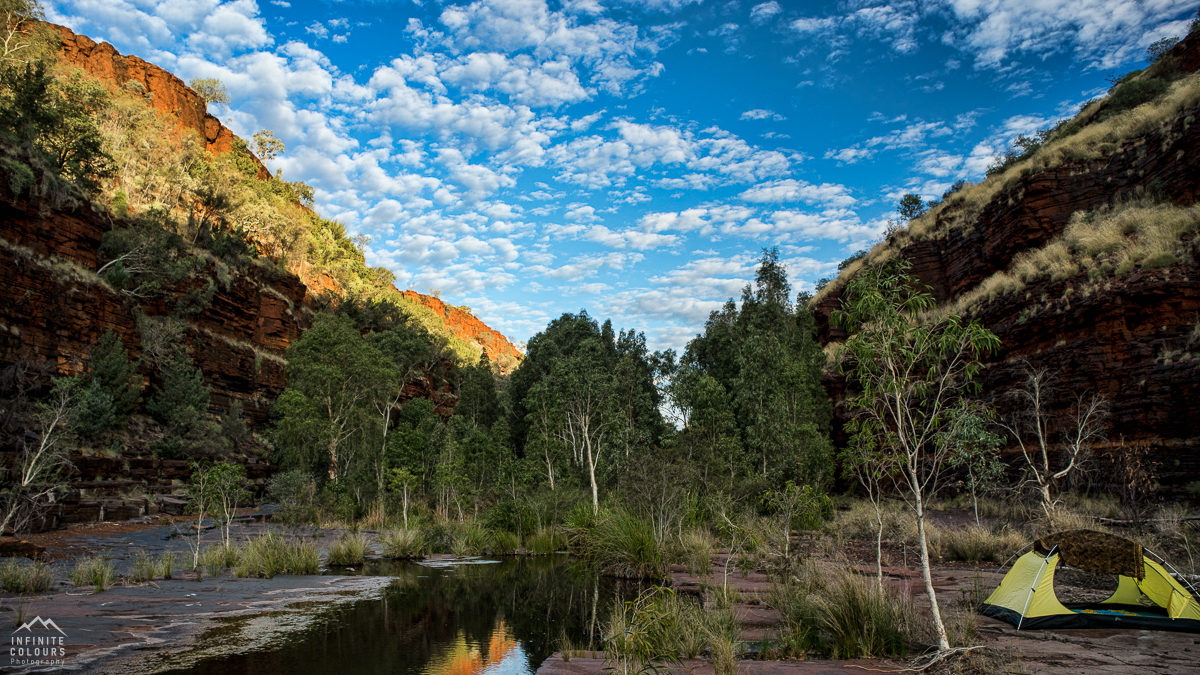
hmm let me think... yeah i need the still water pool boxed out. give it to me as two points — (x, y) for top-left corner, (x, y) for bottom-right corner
(161, 556), (639, 675)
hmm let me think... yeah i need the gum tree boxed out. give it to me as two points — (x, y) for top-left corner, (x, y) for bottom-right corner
(833, 258), (1000, 653)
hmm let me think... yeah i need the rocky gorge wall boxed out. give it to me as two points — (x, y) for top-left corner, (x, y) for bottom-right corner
(45, 20), (522, 370)
(812, 37), (1200, 489)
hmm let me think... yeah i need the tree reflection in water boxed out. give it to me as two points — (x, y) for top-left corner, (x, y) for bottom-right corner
(162, 555), (644, 675)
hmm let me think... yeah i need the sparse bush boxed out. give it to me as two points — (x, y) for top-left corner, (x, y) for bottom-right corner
(69, 556), (115, 592)
(604, 587), (681, 675)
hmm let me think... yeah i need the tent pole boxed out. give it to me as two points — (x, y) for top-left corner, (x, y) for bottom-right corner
(1018, 545), (1057, 631)
(1145, 547), (1200, 599)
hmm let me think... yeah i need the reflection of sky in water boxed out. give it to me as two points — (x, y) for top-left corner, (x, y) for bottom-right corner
(425, 623), (530, 675)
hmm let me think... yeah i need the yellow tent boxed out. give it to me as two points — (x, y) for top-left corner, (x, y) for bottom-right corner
(980, 530), (1200, 632)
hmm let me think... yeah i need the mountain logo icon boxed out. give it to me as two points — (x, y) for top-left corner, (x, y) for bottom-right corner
(12, 617), (66, 636)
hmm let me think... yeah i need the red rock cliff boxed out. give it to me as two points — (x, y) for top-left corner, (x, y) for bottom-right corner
(813, 34), (1200, 488)
(49, 22), (270, 179)
(44, 20), (523, 367)
(400, 290), (523, 367)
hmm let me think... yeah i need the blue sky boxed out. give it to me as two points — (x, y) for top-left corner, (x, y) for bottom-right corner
(45, 0), (1197, 352)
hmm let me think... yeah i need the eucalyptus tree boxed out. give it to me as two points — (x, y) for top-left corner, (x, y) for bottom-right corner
(833, 258), (1000, 653)
(274, 313), (388, 483)
(682, 248), (833, 489)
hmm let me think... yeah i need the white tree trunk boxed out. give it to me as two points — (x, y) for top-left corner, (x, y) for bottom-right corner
(915, 493), (950, 652)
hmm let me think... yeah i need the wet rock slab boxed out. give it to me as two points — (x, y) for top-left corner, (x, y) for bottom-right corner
(3, 573), (393, 674)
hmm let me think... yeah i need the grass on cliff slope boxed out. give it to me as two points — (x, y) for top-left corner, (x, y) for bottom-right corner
(931, 198), (1200, 319)
(812, 54), (1200, 308)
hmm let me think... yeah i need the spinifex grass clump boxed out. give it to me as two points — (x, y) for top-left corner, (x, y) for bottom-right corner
(132, 551), (157, 583)
(69, 556), (115, 593)
(449, 521), (491, 557)
(327, 532), (370, 565)
(234, 532), (319, 578)
(380, 529), (425, 559)
(577, 510), (664, 579)
(817, 569), (915, 659)
(198, 542), (240, 576)
(159, 550), (176, 579)
(0, 559), (53, 594)
(526, 528), (565, 555)
(491, 530), (520, 555)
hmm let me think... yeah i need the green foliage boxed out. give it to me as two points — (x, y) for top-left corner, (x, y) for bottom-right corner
(1103, 78), (1170, 120)
(147, 356), (210, 429)
(273, 312), (389, 481)
(252, 129), (284, 160)
(0, 61), (112, 196)
(71, 377), (116, 439)
(946, 413), (1006, 525)
(267, 468), (319, 526)
(188, 77), (230, 108)
(896, 193), (926, 221)
(681, 248), (833, 490)
(1146, 37), (1180, 63)
(88, 329), (141, 417)
(455, 352), (501, 428)
(98, 218), (205, 301)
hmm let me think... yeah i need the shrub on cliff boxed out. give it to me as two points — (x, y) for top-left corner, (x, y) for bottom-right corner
(0, 61), (112, 199)
(147, 355), (224, 458)
(89, 329), (142, 418)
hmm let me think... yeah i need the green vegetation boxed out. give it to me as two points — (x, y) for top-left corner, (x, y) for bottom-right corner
(833, 258), (999, 652)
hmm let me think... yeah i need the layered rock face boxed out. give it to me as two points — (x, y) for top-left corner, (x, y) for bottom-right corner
(813, 36), (1200, 489)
